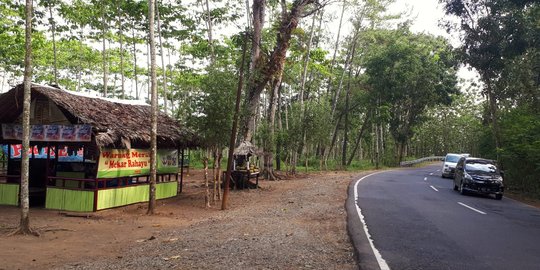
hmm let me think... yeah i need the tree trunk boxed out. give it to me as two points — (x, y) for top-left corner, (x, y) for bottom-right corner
(101, 1), (108, 97)
(117, 3), (125, 98)
(214, 149), (222, 200)
(204, 156), (210, 207)
(324, 113), (342, 169)
(156, 1), (168, 114)
(241, 0), (316, 142)
(299, 12), (316, 107)
(147, 0), (158, 215)
(250, 0), (265, 72)
(347, 113), (370, 166)
(341, 36), (358, 168)
(132, 21), (139, 99)
(205, 0), (215, 63)
(262, 71), (282, 180)
(48, 4), (58, 85)
(222, 31), (249, 210)
(326, 0), (345, 96)
(147, 42), (151, 101)
(11, 0), (38, 236)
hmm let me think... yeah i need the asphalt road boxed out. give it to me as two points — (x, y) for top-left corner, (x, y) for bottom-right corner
(347, 164), (540, 270)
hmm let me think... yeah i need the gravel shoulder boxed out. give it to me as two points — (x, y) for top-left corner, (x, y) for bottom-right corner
(1, 170), (366, 270)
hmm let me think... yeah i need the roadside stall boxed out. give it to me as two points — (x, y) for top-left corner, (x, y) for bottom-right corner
(228, 141), (261, 189)
(0, 83), (198, 212)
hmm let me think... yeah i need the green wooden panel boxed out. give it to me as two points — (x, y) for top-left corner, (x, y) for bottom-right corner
(97, 185), (149, 210)
(156, 182), (178, 199)
(45, 188), (94, 212)
(97, 182), (178, 210)
(0, 184), (19, 206)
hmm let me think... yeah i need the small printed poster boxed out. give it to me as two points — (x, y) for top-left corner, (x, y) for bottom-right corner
(1, 124), (92, 142)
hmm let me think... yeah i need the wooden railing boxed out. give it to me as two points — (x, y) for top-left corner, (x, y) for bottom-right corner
(46, 173), (179, 191)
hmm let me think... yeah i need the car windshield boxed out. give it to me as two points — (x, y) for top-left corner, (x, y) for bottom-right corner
(465, 161), (498, 173)
(445, 155), (461, 163)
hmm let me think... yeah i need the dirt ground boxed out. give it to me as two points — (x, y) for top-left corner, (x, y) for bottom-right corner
(0, 170), (366, 270)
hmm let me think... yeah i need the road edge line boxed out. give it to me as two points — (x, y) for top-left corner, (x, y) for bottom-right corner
(352, 172), (391, 270)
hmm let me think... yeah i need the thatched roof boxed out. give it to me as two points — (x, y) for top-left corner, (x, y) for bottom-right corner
(234, 141), (262, 156)
(0, 83), (200, 149)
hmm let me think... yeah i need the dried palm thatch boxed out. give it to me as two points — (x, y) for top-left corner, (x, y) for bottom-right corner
(0, 84), (200, 149)
(233, 141), (262, 156)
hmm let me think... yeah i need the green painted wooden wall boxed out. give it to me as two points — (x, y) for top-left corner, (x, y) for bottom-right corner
(97, 182), (178, 210)
(45, 188), (94, 212)
(0, 183), (19, 206)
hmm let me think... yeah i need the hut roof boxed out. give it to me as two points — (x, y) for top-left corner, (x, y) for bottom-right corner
(0, 83), (200, 149)
(234, 141), (262, 156)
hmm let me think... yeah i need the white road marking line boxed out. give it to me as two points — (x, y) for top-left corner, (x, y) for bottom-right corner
(429, 173), (433, 175)
(430, 185), (439, 192)
(423, 177), (427, 181)
(354, 173), (391, 270)
(458, 202), (487, 215)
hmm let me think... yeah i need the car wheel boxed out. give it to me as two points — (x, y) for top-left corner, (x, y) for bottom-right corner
(459, 181), (467, 195)
(495, 194), (503, 200)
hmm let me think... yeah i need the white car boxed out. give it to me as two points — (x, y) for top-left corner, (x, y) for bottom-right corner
(441, 153), (463, 178)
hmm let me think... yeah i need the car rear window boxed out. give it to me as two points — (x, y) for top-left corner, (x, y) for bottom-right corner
(445, 155), (461, 163)
(465, 161), (497, 173)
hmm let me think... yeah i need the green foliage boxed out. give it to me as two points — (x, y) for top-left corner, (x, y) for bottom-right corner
(190, 67), (236, 148)
(411, 90), (484, 157)
(498, 107), (540, 198)
(363, 28), (459, 150)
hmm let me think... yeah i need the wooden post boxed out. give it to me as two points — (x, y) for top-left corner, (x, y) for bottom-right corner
(179, 148), (184, 193)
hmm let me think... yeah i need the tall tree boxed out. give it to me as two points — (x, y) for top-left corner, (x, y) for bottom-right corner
(440, 0), (537, 163)
(11, 0), (38, 236)
(241, 0), (321, 143)
(147, 0), (158, 215)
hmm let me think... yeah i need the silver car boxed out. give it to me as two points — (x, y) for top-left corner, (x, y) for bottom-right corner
(441, 153), (463, 178)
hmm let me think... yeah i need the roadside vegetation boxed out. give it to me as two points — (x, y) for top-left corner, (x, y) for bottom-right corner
(1, 0), (538, 213)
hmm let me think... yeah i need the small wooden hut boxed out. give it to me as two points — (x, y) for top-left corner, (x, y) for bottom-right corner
(230, 141), (261, 189)
(0, 83), (199, 212)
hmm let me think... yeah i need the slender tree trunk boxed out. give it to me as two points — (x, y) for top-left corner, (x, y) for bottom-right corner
(347, 113), (370, 166)
(341, 37), (358, 168)
(132, 21), (139, 99)
(167, 47), (174, 113)
(299, 12), (316, 107)
(326, 0), (345, 96)
(147, 0), (158, 215)
(147, 42), (151, 101)
(222, 31), (248, 210)
(117, 3), (125, 98)
(156, 1), (168, 113)
(205, 0), (215, 63)
(215, 149), (222, 200)
(204, 156), (210, 207)
(262, 71), (282, 180)
(77, 24), (84, 91)
(11, 0), (38, 236)
(276, 80), (283, 171)
(48, 4), (58, 85)
(101, 1), (108, 97)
